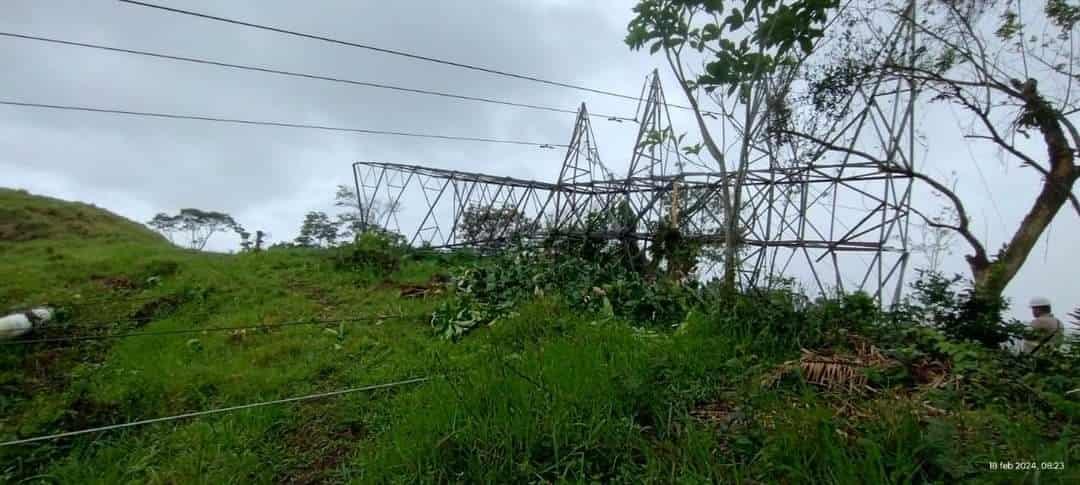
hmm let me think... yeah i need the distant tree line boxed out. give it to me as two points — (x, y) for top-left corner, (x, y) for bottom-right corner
(145, 184), (401, 252)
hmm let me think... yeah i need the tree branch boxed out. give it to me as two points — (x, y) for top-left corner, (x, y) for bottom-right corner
(1056, 114), (1080, 156)
(908, 205), (961, 232)
(776, 128), (990, 268)
(664, 44), (733, 217)
(947, 79), (1080, 218)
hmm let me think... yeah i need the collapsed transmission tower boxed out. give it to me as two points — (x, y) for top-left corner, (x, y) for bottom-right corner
(353, 7), (917, 301)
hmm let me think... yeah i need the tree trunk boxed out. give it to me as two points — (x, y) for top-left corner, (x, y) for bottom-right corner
(970, 79), (1079, 299)
(971, 159), (1077, 298)
(722, 199), (740, 289)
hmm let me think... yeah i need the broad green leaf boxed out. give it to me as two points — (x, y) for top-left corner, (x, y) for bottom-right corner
(727, 9), (744, 31)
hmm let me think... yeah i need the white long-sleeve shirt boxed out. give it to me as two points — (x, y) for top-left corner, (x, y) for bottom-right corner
(1022, 314), (1065, 354)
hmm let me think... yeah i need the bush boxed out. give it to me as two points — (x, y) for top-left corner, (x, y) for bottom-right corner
(332, 230), (407, 274)
(431, 246), (697, 339)
(689, 281), (883, 360)
(898, 271), (1023, 348)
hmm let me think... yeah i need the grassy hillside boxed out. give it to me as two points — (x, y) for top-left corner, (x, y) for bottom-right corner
(1, 190), (1076, 483)
(0, 189), (452, 483)
(0, 188), (166, 245)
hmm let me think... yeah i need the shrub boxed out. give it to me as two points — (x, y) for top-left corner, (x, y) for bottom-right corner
(899, 271), (1023, 348)
(332, 230), (407, 274)
(690, 280), (884, 360)
(431, 245), (699, 339)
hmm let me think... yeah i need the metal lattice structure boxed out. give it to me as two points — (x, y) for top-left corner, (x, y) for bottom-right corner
(353, 8), (918, 301)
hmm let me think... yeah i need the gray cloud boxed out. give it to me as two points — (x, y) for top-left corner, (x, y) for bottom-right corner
(1, 0), (653, 241)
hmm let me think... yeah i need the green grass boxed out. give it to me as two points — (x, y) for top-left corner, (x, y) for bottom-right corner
(1, 238), (450, 483)
(0, 188), (166, 245)
(1, 188), (1076, 483)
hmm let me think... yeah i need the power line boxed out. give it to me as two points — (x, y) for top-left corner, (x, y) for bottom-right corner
(0, 100), (567, 148)
(2, 314), (420, 345)
(0, 376), (432, 446)
(0, 32), (635, 123)
(117, 0), (701, 112)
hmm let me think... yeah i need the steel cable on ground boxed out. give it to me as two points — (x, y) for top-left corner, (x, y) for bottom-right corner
(32, 289), (425, 329)
(0, 32), (634, 123)
(1, 314), (423, 345)
(30, 315), (161, 330)
(0, 376), (433, 447)
(30, 308), (299, 330)
(23, 278), (389, 308)
(0, 100), (567, 148)
(31, 303), (349, 330)
(117, 0), (700, 112)
(28, 288), (379, 314)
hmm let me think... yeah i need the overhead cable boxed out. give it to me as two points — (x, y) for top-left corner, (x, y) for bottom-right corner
(0, 32), (634, 123)
(117, 0), (701, 112)
(0, 100), (567, 148)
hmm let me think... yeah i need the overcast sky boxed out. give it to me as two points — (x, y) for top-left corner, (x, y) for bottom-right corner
(3, 0), (1077, 322)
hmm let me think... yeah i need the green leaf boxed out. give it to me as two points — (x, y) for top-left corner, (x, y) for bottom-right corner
(744, 0), (761, 18)
(702, 23), (721, 42)
(727, 9), (744, 31)
(650, 40), (663, 54)
(682, 143), (704, 156)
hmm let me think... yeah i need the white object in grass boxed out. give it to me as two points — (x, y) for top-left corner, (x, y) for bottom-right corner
(0, 308), (54, 339)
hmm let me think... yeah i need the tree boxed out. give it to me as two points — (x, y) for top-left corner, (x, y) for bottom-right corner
(295, 211), (339, 247)
(630, 0), (1080, 301)
(147, 208), (241, 251)
(237, 227), (253, 252)
(254, 230), (267, 251)
(773, 0), (1080, 299)
(235, 226), (267, 252)
(334, 184), (401, 240)
(626, 0), (835, 288)
(457, 204), (536, 245)
(147, 213), (178, 243)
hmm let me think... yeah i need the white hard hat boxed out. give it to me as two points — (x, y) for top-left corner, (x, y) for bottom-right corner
(1029, 296), (1052, 307)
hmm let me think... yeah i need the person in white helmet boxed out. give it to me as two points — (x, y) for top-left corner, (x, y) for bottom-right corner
(1022, 297), (1065, 354)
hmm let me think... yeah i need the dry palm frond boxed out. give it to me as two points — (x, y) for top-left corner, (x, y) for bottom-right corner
(763, 338), (900, 392)
(849, 334), (890, 365)
(798, 350), (869, 390)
